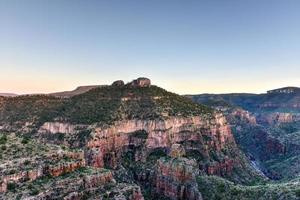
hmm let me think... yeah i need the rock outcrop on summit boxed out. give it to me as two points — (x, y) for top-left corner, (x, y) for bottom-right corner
(112, 80), (125, 87)
(127, 77), (151, 87)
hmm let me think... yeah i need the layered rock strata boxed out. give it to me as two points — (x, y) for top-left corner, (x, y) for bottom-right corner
(86, 114), (235, 174)
(155, 157), (202, 200)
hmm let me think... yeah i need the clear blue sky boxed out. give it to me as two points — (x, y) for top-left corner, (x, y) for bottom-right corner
(0, 0), (300, 94)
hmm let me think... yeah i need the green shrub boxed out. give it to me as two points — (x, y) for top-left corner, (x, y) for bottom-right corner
(147, 148), (167, 163)
(8, 169), (17, 174)
(1, 145), (6, 150)
(30, 188), (39, 195)
(24, 160), (31, 165)
(21, 137), (30, 144)
(295, 189), (300, 197)
(131, 130), (148, 139)
(55, 133), (65, 141)
(0, 135), (7, 144)
(77, 130), (91, 143)
(7, 182), (17, 192)
(16, 194), (22, 200)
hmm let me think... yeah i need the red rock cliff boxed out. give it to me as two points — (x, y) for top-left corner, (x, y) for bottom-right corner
(86, 113), (236, 172)
(155, 157), (202, 200)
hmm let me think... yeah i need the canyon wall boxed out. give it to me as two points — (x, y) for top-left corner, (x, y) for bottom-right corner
(256, 112), (300, 125)
(85, 113), (237, 174)
(38, 122), (77, 134)
(155, 157), (202, 200)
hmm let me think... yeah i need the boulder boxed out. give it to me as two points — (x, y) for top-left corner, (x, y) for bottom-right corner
(112, 80), (125, 87)
(127, 78), (151, 87)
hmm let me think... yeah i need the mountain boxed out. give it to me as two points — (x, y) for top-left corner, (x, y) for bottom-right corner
(0, 77), (267, 200)
(1, 81), (300, 200)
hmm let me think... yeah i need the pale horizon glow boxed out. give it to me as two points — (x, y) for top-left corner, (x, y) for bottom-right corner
(1, 1), (300, 95)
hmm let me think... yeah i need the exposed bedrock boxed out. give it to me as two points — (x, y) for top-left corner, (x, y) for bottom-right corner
(39, 122), (77, 134)
(256, 112), (300, 125)
(154, 157), (202, 200)
(85, 114), (236, 175)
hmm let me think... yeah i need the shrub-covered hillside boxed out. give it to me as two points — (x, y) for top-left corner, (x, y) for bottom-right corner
(197, 175), (300, 200)
(0, 80), (212, 127)
(60, 84), (213, 124)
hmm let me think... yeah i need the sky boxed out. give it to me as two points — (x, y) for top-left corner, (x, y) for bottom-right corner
(0, 0), (300, 95)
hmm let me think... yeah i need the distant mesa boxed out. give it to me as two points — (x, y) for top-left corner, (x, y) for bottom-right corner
(267, 87), (300, 94)
(0, 93), (18, 97)
(49, 85), (104, 98)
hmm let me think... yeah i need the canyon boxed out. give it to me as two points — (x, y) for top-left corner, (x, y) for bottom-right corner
(188, 88), (300, 181)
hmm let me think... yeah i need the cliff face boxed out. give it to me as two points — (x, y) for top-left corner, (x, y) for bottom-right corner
(48, 160), (86, 177)
(88, 114), (233, 149)
(206, 159), (235, 176)
(29, 108), (251, 198)
(155, 157), (202, 200)
(256, 112), (300, 125)
(39, 122), (77, 134)
(226, 109), (287, 159)
(85, 113), (236, 174)
(231, 109), (257, 125)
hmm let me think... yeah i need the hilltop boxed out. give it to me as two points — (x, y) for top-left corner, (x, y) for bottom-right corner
(0, 78), (212, 128)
